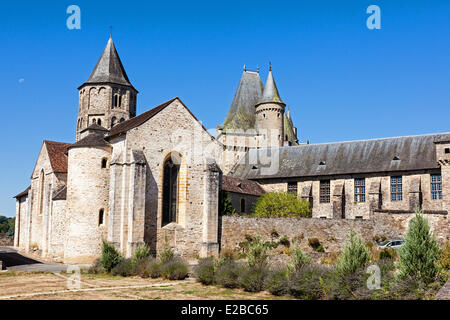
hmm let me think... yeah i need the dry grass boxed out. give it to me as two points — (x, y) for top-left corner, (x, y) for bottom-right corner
(0, 271), (290, 300)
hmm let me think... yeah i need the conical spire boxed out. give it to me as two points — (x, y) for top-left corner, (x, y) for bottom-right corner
(84, 37), (133, 88)
(258, 66), (284, 105)
(222, 68), (264, 131)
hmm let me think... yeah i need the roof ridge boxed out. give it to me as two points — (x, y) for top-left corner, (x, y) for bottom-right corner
(257, 132), (450, 151)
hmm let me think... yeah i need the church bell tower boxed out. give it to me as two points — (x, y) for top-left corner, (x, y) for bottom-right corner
(76, 36), (138, 141)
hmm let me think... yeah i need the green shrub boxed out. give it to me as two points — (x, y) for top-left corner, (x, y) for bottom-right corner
(252, 192), (312, 218)
(246, 236), (269, 269)
(216, 260), (243, 289)
(288, 264), (330, 300)
(279, 236), (290, 248)
(100, 240), (123, 272)
(88, 258), (105, 274)
(135, 256), (161, 278)
(111, 258), (135, 277)
(379, 248), (396, 261)
(161, 258), (189, 280)
(194, 257), (216, 285)
(308, 238), (321, 250)
(159, 239), (175, 264)
(239, 265), (269, 292)
(290, 242), (311, 271)
(327, 267), (372, 300)
(133, 243), (150, 264)
(336, 231), (370, 275)
(440, 241), (450, 270)
(398, 210), (442, 284)
(219, 191), (237, 216)
(265, 266), (289, 296)
(316, 245), (325, 253)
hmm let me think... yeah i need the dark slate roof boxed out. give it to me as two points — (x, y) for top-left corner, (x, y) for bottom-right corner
(222, 175), (266, 196)
(52, 186), (67, 201)
(69, 133), (111, 149)
(81, 37), (136, 90)
(14, 186), (30, 199)
(80, 123), (109, 134)
(257, 68), (284, 105)
(45, 141), (71, 173)
(231, 133), (450, 180)
(284, 111), (298, 145)
(222, 70), (263, 131)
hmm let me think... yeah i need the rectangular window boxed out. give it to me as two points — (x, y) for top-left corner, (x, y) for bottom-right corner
(320, 180), (331, 203)
(288, 182), (298, 195)
(391, 176), (403, 201)
(354, 178), (366, 202)
(431, 174), (442, 200)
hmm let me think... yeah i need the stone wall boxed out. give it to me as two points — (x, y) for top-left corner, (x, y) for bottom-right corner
(220, 212), (448, 255)
(110, 99), (222, 263)
(257, 169), (446, 220)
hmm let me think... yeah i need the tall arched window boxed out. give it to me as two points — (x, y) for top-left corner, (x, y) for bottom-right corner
(111, 117), (117, 127)
(39, 170), (45, 214)
(101, 158), (107, 169)
(162, 156), (180, 226)
(97, 119), (102, 126)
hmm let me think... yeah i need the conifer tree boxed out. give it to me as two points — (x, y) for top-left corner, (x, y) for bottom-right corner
(336, 231), (370, 275)
(398, 210), (441, 284)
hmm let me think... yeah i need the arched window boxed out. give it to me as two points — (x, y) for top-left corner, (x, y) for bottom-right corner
(97, 119), (102, 126)
(111, 117), (117, 127)
(101, 158), (107, 168)
(98, 209), (104, 226)
(118, 95), (122, 108)
(92, 118), (96, 124)
(120, 118), (125, 123)
(162, 155), (180, 226)
(39, 170), (45, 214)
(240, 198), (246, 213)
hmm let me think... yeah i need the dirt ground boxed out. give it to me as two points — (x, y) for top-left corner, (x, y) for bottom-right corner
(0, 271), (290, 300)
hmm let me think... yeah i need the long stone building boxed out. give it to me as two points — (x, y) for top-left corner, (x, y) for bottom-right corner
(13, 37), (449, 264)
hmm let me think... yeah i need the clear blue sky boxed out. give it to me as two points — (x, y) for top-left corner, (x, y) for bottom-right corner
(1, 1), (450, 217)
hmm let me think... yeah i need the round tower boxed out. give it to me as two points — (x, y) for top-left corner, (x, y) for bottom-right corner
(76, 36), (138, 141)
(255, 64), (286, 147)
(64, 125), (112, 264)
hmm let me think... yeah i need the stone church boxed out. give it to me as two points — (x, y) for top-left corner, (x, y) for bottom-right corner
(13, 37), (449, 264)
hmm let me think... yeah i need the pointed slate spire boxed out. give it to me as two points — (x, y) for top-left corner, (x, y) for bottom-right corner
(83, 36), (134, 88)
(222, 68), (264, 131)
(258, 65), (284, 105)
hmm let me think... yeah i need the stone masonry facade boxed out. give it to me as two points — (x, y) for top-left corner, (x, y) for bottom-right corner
(13, 37), (449, 265)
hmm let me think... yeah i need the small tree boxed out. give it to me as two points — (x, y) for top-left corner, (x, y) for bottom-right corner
(219, 191), (236, 216)
(100, 240), (123, 272)
(336, 231), (370, 275)
(290, 242), (311, 271)
(253, 192), (311, 218)
(398, 210), (441, 284)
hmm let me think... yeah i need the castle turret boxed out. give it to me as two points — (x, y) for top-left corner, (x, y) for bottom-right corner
(255, 65), (285, 147)
(76, 36), (138, 141)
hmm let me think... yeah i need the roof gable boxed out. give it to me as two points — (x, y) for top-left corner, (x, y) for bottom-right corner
(107, 97), (215, 141)
(44, 141), (71, 173)
(222, 175), (266, 196)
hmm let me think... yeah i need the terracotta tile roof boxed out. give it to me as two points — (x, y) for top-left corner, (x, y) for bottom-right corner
(222, 175), (266, 196)
(44, 141), (71, 173)
(13, 185), (31, 199)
